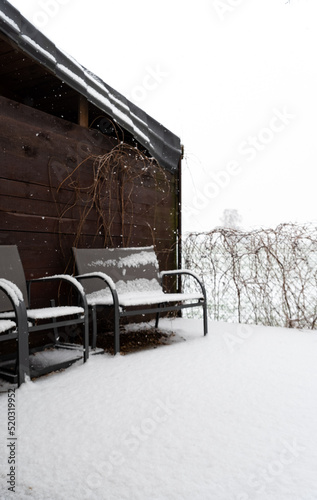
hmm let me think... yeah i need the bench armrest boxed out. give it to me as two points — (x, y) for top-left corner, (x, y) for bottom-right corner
(160, 269), (207, 300)
(75, 272), (119, 308)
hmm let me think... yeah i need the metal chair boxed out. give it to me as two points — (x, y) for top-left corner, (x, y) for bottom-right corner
(0, 279), (29, 386)
(0, 245), (89, 382)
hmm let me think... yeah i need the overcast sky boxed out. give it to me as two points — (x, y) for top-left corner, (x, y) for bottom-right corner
(8, 0), (317, 232)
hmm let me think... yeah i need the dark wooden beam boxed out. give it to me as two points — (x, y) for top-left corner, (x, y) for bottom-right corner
(78, 94), (89, 127)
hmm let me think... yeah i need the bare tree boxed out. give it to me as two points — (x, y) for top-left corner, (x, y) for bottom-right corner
(220, 209), (242, 230)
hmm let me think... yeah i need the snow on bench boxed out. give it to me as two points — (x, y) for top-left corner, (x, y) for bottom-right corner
(73, 246), (208, 354)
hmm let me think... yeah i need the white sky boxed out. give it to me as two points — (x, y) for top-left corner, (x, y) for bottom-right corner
(7, 0), (317, 232)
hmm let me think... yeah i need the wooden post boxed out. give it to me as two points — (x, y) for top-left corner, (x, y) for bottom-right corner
(176, 146), (183, 293)
(178, 146), (183, 265)
(78, 95), (89, 127)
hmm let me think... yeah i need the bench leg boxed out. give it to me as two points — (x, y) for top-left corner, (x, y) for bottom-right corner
(155, 303), (163, 329)
(155, 311), (160, 329)
(203, 302), (208, 336)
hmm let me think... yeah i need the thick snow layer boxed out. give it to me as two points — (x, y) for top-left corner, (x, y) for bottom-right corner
(78, 271), (116, 291)
(57, 63), (86, 89)
(0, 279), (23, 307)
(0, 306), (84, 320)
(21, 35), (56, 63)
(0, 319), (15, 333)
(29, 348), (84, 371)
(118, 291), (203, 307)
(1, 319), (317, 500)
(86, 278), (203, 306)
(88, 249), (159, 270)
(26, 306), (84, 320)
(87, 84), (112, 111)
(0, 10), (19, 31)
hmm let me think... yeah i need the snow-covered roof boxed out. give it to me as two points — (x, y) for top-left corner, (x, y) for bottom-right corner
(0, 0), (182, 173)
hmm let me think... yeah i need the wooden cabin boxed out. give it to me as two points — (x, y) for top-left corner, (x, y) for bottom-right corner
(0, 1), (182, 314)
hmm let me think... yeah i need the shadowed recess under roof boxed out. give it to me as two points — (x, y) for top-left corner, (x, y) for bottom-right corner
(0, 0), (182, 173)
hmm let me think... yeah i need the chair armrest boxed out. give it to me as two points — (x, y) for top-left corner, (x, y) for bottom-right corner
(159, 270), (207, 300)
(0, 278), (24, 306)
(27, 275), (88, 310)
(0, 279), (28, 329)
(0, 279), (30, 384)
(75, 272), (119, 308)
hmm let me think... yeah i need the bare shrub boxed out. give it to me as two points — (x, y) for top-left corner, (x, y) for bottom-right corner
(183, 223), (317, 329)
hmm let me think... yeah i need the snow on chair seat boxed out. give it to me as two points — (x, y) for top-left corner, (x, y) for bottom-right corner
(0, 306), (84, 320)
(0, 319), (16, 333)
(0, 246), (90, 384)
(73, 246), (208, 354)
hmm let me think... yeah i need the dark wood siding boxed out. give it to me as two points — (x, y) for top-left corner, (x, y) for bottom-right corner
(0, 96), (179, 308)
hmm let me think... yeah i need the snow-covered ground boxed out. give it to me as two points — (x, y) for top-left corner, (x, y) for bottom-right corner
(1, 318), (317, 500)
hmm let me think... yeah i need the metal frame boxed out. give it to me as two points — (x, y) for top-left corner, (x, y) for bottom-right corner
(0, 246), (90, 384)
(26, 275), (89, 364)
(158, 270), (208, 335)
(0, 279), (29, 386)
(77, 268), (208, 355)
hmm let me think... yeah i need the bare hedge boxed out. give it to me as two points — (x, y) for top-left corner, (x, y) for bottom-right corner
(183, 223), (317, 329)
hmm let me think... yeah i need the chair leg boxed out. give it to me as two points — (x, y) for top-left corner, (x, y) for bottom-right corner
(17, 306), (30, 386)
(83, 310), (89, 362)
(50, 299), (59, 343)
(114, 306), (120, 355)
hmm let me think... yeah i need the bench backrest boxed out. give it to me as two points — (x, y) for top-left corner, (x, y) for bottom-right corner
(73, 246), (161, 295)
(0, 245), (29, 312)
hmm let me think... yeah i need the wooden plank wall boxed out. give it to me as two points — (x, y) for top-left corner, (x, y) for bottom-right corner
(0, 96), (179, 309)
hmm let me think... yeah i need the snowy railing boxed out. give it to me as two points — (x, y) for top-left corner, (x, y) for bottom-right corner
(182, 223), (317, 329)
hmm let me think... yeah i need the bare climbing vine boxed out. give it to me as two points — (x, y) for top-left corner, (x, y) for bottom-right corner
(183, 223), (317, 330)
(51, 128), (170, 263)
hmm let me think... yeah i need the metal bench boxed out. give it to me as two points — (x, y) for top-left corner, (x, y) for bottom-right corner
(73, 246), (208, 354)
(0, 245), (89, 384)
